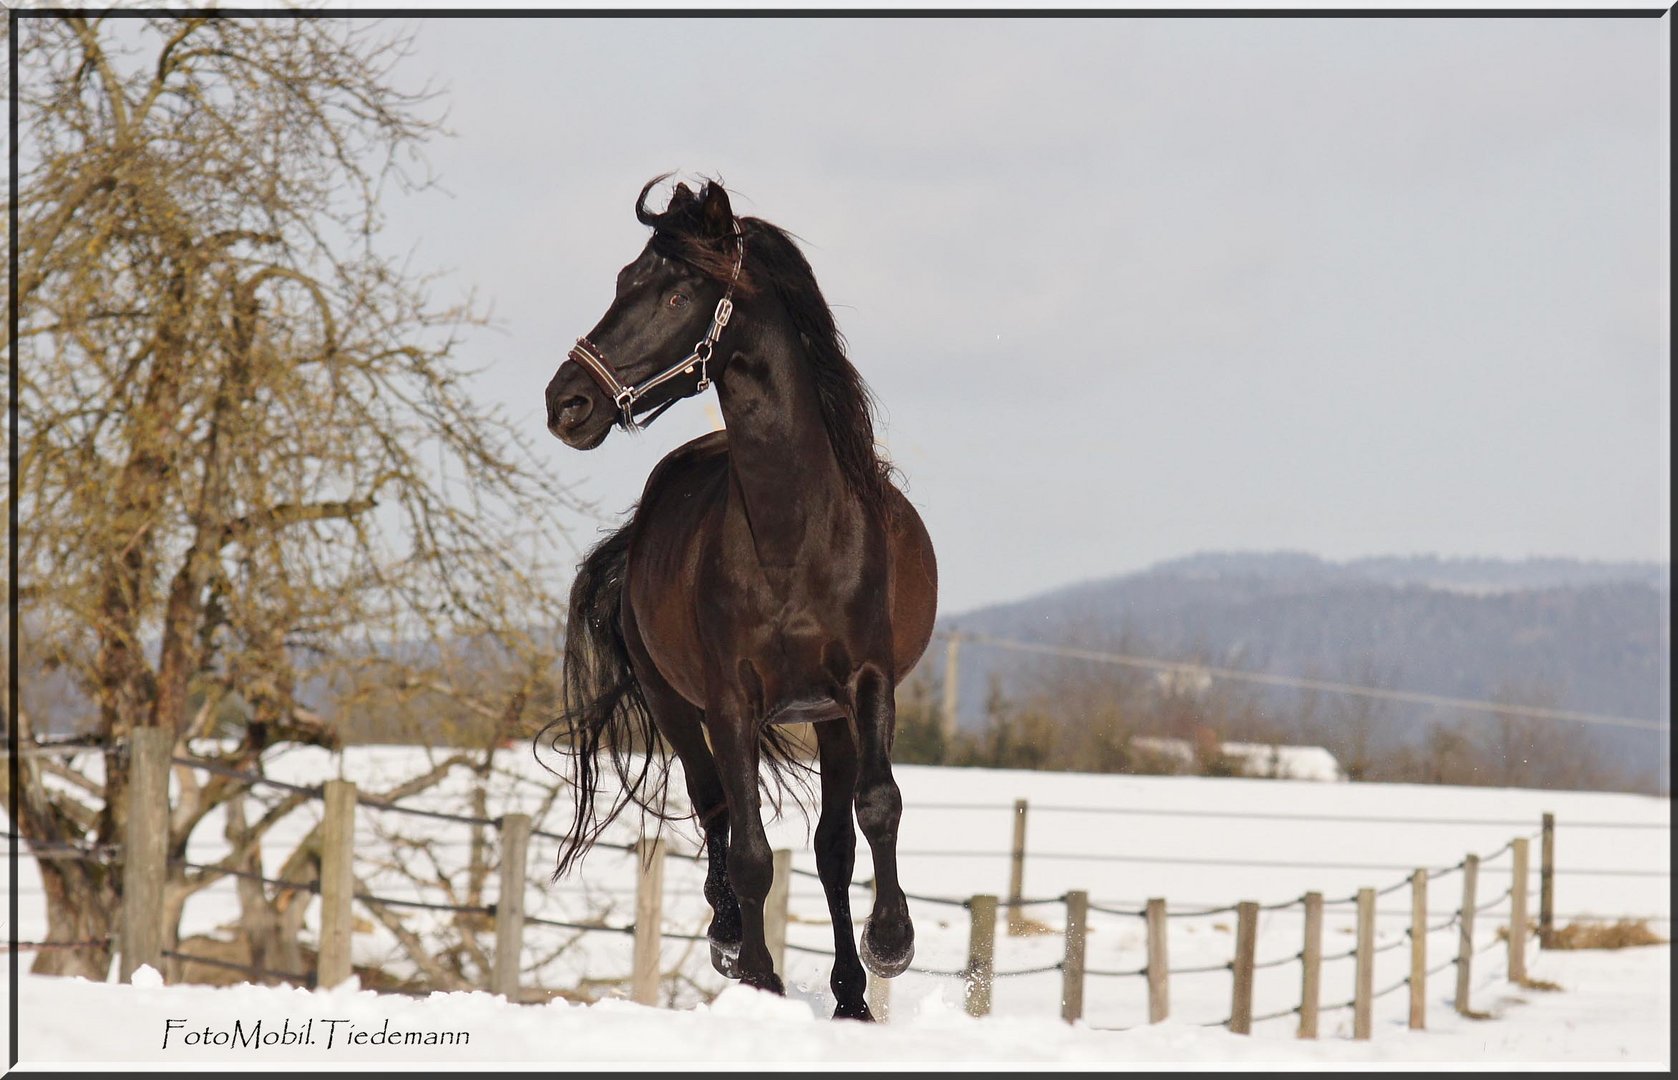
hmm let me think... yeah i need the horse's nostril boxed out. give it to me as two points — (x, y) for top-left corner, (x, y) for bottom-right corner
(553, 395), (592, 430)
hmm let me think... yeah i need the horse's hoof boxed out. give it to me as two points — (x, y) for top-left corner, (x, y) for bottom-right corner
(859, 917), (914, 979)
(833, 1000), (875, 1022)
(740, 970), (785, 995)
(709, 939), (741, 978)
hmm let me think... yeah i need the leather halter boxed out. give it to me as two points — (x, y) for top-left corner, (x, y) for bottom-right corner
(568, 227), (745, 431)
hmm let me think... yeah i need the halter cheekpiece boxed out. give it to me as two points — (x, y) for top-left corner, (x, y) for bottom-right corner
(568, 225), (746, 431)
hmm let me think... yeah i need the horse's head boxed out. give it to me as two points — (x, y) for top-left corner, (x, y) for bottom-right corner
(546, 177), (749, 449)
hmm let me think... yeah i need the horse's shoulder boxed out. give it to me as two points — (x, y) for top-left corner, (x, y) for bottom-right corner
(672, 429), (730, 461)
(639, 430), (730, 499)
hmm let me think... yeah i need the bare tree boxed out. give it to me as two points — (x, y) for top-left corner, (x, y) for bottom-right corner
(1011, 626), (1153, 772)
(4, 16), (576, 980)
(1303, 655), (1400, 782)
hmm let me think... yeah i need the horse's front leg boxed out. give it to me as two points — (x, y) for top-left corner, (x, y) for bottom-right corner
(852, 663), (914, 979)
(813, 718), (871, 1020)
(626, 642), (742, 976)
(650, 702), (741, 975)
(708, 697), (782, 994)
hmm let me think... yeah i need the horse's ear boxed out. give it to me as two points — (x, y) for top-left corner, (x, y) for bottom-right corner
(667, 182), (698, 211)
(699, 181), (735, 237)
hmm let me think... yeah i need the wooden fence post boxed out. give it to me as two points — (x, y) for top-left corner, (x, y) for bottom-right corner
(867, 972), (891, 1023)
(1455, 853), (1479, 1015)
(867, 879), (890, 1022)
(1061, 890), (1088, 1024)
(1539, 813), (1555, 949)
(765, 849), (792, 977)
(1408, 869), (1428, 1030)
(1353, 887), (1375, 1040)
(1298, 891), (1322, 1039)
(119, 728), (172, 983)
(492, 813), (531, 1000)
(1007, 799), (1029, 935)
(1230, 901), (1258, 1034)
(632, 836), (665, 1006)
(965, 894), (997, 1017)
(1145, 897), (1169, 1023)
(1509, 838), (1529, 984)
(317, 779), (357, 990)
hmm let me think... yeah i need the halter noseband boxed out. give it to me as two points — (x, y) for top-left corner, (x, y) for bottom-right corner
(568, 226), (746, 431)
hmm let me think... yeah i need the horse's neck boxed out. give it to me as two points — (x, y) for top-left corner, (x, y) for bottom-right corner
(715, 315), (851, 568)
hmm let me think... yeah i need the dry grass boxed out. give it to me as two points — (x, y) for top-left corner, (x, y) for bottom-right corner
(1518, 976), (1565, 992)
(1497, 917), (1667, 951)
(1009, 916), (1060, 937)
(1545, 918), (1667, 951)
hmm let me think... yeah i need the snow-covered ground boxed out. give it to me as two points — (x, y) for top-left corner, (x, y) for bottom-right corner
(6, 748), (1670, 1066)
(5, 944), (1669, 1066)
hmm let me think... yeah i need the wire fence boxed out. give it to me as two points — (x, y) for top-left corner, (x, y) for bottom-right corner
(10, 745), (1668, 1036)
(749, 824), (1576, 1034)
(908, 799), (1672, 831)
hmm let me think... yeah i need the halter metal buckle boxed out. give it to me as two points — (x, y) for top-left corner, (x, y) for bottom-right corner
(613, 387), (639, 430)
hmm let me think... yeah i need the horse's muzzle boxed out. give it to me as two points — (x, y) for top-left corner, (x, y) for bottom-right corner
(547, 391), (594, 440)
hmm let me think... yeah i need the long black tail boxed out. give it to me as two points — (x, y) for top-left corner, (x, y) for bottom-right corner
(543, 520), (669, 878)
(541, 519), (817, 879)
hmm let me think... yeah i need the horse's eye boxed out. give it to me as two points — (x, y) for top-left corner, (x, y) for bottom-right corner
(668, 292), (689, 309)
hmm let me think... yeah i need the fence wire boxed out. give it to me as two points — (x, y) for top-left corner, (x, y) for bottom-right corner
(1371, 974), (1411, 1001)
(355, 796), (499, 829)
(525, 915), (634, 936)
(1426, 955), (1458, 977)
(173, 858), (319, 894)
(1260, 896), (1305, 912)
(1414, 913), (1459, 935)
(995, 961), (1063, 978)
(355, 892), (493, 916)
(170, 755), (321, 798)
(161, 948), (315, 988)
(1170, 960), (1233, 976)
(1083, 963), (1149, 979)
(1251, 950), (1303, 971)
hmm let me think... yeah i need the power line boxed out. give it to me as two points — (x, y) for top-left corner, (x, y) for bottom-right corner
(903, 802), (1669, 830)
(950, 632), (1664, 734)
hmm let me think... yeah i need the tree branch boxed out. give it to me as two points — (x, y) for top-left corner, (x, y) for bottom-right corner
(352, 873), (469, 991)
(220, 497), (377, 549)
(66, 17), (131, 140)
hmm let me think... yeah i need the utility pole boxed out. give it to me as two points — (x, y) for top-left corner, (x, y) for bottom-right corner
(941, 632), (962, 740)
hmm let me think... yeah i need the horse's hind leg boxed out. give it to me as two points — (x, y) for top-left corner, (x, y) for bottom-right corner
(813, 718), (872, 1020)
(707, 695), (783, 995)
(852, 663), (914, 978)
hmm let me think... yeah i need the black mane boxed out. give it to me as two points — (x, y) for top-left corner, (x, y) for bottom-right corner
(635, 179), (897, 519)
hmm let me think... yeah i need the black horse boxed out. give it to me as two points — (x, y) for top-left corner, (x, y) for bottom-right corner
(542, 178), (938, 1020)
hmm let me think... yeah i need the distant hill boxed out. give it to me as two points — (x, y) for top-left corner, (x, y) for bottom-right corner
(919, 552), (1670, 790)
(23, 551), (1669, 791)
(1150, 552), (1670, 594)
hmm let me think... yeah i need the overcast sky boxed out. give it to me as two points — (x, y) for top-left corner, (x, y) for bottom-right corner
(381, 16), (1669, 616)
